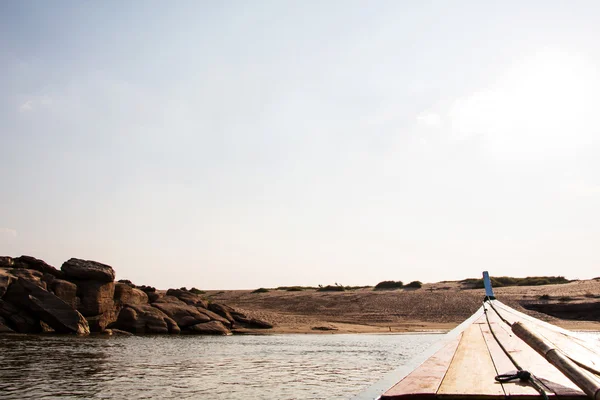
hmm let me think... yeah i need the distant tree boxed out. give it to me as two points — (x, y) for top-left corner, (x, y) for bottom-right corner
(374, 281), (404, 290)
(406, 281), (423, 289)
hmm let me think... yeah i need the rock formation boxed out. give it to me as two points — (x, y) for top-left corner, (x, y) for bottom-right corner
(0, 255), (273, 336)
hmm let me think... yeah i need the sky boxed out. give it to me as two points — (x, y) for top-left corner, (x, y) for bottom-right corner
(1, 1), (599, 289)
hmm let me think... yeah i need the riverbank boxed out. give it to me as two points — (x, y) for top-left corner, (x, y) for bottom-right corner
(206, 278), (600, 334)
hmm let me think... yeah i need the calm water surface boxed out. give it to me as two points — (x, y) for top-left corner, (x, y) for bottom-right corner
(0, 333), (441, 399)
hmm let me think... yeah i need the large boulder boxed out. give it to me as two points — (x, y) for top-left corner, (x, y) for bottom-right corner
(208, 303), (235, 324)
(6, 268), (45, 289)
(62, 258), (115, 283)
(188, 320), (230, 335)
(196, 307), (232, 327)
(114, 283), (148, 306)
(166, 289), (208, 308)
(151, 296), (210, 328)
(75, 280), (115, 316)
(0, 299), (40, 333)
(13, 256), (62, 278)
(51, 279), (78, 309)
(110, 304), (180, 334)
(74, 280), (116, 332)
(86, 310), (119, 332)
(4, 279), (89, 334)
(233, 314), (273, 329)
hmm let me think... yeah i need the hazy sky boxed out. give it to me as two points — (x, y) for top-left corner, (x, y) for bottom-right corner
(1, 1), (599, 289)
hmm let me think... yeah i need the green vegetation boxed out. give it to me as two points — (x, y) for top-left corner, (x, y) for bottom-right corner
(461, 276), (570, 289)
(317, 285), (345, 292)
(252, 287), (270, 293)
(405, 280), (423, 289)
(276, 286), (317, 291)
(374, 280), (404, 290)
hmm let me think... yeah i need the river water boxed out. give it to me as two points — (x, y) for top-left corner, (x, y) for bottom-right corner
(0, 333), (441, 399)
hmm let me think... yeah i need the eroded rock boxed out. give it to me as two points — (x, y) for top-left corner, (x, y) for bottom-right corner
(51, 279), (78, 308)
(114, 282), (148, 306)
(110, 304), (180, 334)
(62, 258), (115, 283)
(4, 279), (89, 334)
(13, 256), (62, 278)
(152, 296), (210, 328)
(0, 299), (41, 333)
(188, 320), (230, 335)
(166, 289), (208, 308)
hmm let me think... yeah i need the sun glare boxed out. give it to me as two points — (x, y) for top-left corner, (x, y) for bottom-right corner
(449, 49), (599, 159)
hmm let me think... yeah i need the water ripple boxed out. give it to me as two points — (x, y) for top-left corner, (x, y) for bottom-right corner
(0, 333), (442, 399)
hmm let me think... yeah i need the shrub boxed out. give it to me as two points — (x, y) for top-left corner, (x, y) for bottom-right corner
(252, 287), (270, 293)
(405, 281), (423, 289)
(189, 287), (205, 295)
(462, 276), (570, 289)
(317, 285), (345, 292)
(374, 281), (404, 290)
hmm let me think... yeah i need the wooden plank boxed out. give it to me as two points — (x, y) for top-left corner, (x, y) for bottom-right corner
(513, 322), (600, 400)
(381, 335), (462, 399)
(437, 324), (505, 397)
(480, 321), (543, 397)
(493, 301), (600, 377)
(485, 310), (585, 397)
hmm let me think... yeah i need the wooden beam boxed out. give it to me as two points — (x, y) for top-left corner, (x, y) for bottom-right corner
(437, 324), (505, 397)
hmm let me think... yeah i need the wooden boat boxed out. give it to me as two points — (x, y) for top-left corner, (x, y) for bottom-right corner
(353, 272), (600, 400)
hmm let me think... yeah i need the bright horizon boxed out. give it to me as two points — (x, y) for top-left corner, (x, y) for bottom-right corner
(1, 1), (599, 290)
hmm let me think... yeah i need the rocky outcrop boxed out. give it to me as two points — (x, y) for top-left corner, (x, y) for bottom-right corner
(51, 279), (78, 309)
(13, 256), (63, 278)
(151, 296), (210, 329)
(5, 278), (90, 334)
(73, 280), (116, 332)
(166, 289), (208, 308)
(62, 258), (115, 282)
(0, 299), (41, 333)
(114, 283), (148, 306)
(188, 320), (230, 335)
(6, 268), (45, 288)
(109, 304), (180, 334)
(1, 254), (272, 336)
(196, 307), (232, 327)
(208, 303), (235, 324)
(233, 314), (273, 329)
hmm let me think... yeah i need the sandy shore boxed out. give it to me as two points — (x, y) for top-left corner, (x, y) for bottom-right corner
(206, 279), (600, 334)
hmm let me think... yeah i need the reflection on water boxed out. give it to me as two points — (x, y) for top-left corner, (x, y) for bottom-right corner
(0, 333), (441, 399)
